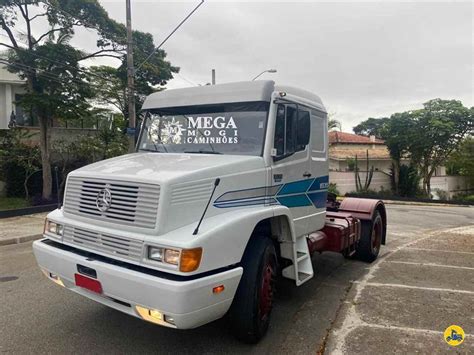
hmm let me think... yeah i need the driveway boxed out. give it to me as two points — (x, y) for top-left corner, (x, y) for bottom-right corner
(326, 208), (474, 354)
(0, 205), (472, 354)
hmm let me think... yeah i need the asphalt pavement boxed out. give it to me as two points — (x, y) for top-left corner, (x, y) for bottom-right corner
(1, 205), (473, 354)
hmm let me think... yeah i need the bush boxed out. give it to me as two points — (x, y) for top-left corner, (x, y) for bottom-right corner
(73, 128), (128, 164)
(52, 127), (128, 199)
(432, 188), (449, 201)
(398, 165), (420, 197)
(452, 193), (474, 203)
(328, 182), (340, 196)
(0, 129), (41, 199)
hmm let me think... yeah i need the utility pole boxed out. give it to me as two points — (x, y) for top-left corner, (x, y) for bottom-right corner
(126, 0), (136, 152)
(211, 69), (216, 85)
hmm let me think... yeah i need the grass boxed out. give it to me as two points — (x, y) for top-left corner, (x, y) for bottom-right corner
(0, 197), (31, 211)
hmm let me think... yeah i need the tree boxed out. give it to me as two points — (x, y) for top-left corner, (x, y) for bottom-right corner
(353, 117), (389, 138)
(382, 112), (414, 194)
(328, 112), (341, 131)
(0, 0), (177, 200)
(409, 100), (473, 196)
(382, 100), (473, 196)
(445, 136), (474, 184)
(89, 32), (178, 121)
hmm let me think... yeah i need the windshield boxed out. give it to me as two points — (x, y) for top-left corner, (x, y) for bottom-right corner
(139, 101), (269, 156)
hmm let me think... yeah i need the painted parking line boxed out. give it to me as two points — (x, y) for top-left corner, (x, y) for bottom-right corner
(352, 281), (474, 295)
(405, 247), (474, 255)
(385, 260), (474, 271)
(327, 225), (474, 354)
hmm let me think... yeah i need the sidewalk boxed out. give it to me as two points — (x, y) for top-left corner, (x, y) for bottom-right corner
(0, 213), (46, 246)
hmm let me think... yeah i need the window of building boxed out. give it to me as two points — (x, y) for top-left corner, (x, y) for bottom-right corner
(14, 94), (38, 127)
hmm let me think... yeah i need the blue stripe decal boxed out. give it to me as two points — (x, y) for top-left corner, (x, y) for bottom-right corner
(308, 175), (329, 192)
(212, 175), (329, 209)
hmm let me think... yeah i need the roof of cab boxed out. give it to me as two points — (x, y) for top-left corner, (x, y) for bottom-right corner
(142, 80), (326, 112)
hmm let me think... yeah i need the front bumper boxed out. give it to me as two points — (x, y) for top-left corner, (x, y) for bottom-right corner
(33, 239), (242, 329)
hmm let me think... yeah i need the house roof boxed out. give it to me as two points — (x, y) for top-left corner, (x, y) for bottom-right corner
(329, 131), (384, 145)
(329, 147), (391, 160)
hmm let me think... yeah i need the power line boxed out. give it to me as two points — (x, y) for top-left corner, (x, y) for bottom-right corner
(175, 72), (199, 87)
(136, 0), (205, 72)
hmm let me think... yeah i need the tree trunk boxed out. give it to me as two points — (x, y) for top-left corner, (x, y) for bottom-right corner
(392, 160), (400, 195)
(39, 116), (52, 200)
(426, 167), (436, 197)
(421, 177), (428, 197)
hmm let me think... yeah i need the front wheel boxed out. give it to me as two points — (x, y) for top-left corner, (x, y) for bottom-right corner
(228, 237), (277, 343)
(355, 211), (383, 262)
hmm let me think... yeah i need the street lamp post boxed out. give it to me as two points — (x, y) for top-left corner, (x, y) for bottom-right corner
(252, 69), (277, 81)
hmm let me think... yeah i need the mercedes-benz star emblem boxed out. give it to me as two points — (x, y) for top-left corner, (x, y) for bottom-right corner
(96, 188), (112, 212)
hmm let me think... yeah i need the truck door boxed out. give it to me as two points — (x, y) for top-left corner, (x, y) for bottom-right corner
(307, 109), (329, 232)
(271, 103), (312, 237)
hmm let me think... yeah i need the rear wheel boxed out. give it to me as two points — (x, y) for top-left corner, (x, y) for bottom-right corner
(355, 211), (383, 262)
(228, 237), (277, 343)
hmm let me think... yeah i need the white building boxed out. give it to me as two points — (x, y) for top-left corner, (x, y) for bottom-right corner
(0, 64), (26, 129)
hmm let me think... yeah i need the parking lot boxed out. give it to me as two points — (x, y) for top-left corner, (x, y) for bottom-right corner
(1, 204), (473, 354)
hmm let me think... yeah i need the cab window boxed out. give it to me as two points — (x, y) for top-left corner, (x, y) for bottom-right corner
(274, 104), (310, 160)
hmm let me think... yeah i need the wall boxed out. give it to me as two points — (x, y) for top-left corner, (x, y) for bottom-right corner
(21, 127), (99, 145)
(331, 159), (392, 173)
(430, 176), (473, 199)
(329, 171), (391, 195)
(330, 171), (472, 199)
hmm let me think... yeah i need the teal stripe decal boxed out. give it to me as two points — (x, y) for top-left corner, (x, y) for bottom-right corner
(213, 175), (329, 209)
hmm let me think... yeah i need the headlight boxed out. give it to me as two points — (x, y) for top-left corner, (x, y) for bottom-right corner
(44, 220), (63, 236)
(148, 247), (164, 261)
(164, 249), (180, 265)
(146, 246), (202, 272)
(147, 246), (180, 265)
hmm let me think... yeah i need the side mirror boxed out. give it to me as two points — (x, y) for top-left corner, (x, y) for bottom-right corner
(297, 112), (310, 146)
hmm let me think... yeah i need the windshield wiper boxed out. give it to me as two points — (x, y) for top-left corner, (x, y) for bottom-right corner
(184, 149), (223, 155)
(140, 148), (163, 153)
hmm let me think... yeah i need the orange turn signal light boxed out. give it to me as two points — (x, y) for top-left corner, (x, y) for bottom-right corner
(212, 285), (225, 294)
(179, 248), (202, 272)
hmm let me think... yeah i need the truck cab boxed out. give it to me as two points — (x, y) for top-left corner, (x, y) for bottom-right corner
(33, 81), (386, 343)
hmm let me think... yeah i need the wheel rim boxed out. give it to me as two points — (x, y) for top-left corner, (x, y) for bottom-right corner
(259, 262), (274, 321)
(371, 218), (383, 254)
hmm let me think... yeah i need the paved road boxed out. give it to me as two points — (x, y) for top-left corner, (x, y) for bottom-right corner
(1, 205), (473, 354)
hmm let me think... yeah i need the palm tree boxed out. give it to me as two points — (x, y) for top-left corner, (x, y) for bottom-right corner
(329, 119), (341, 131)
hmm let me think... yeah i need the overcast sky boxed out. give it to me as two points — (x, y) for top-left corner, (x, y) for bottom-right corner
(7, 0), (473, 131)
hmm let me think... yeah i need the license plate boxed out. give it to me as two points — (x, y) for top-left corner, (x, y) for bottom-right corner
(75, 273), (103, 294)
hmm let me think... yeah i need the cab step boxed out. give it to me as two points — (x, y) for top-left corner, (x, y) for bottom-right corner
(280, 234), (314, 286)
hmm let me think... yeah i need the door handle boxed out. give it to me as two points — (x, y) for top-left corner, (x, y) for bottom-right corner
(303, 172), (312, 178)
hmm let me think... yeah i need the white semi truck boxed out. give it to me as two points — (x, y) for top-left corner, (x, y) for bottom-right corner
(33, 81), (386, 343)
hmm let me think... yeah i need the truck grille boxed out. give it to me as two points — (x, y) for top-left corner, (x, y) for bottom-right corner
(63, 225), (143, 262)
(64, 177), (160, 229)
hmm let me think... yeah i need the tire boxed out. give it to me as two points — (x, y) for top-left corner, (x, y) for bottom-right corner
(355, 211), (383, 263)
(228, 237), (277, 343)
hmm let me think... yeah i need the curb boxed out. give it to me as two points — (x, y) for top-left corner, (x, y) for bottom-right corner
(382, 200), (472, 207)
(0, 204), (57, 219)
(0, 234), (43, 247)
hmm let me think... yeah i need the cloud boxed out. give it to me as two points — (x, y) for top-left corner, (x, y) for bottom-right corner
(102, 1), (473, 131)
